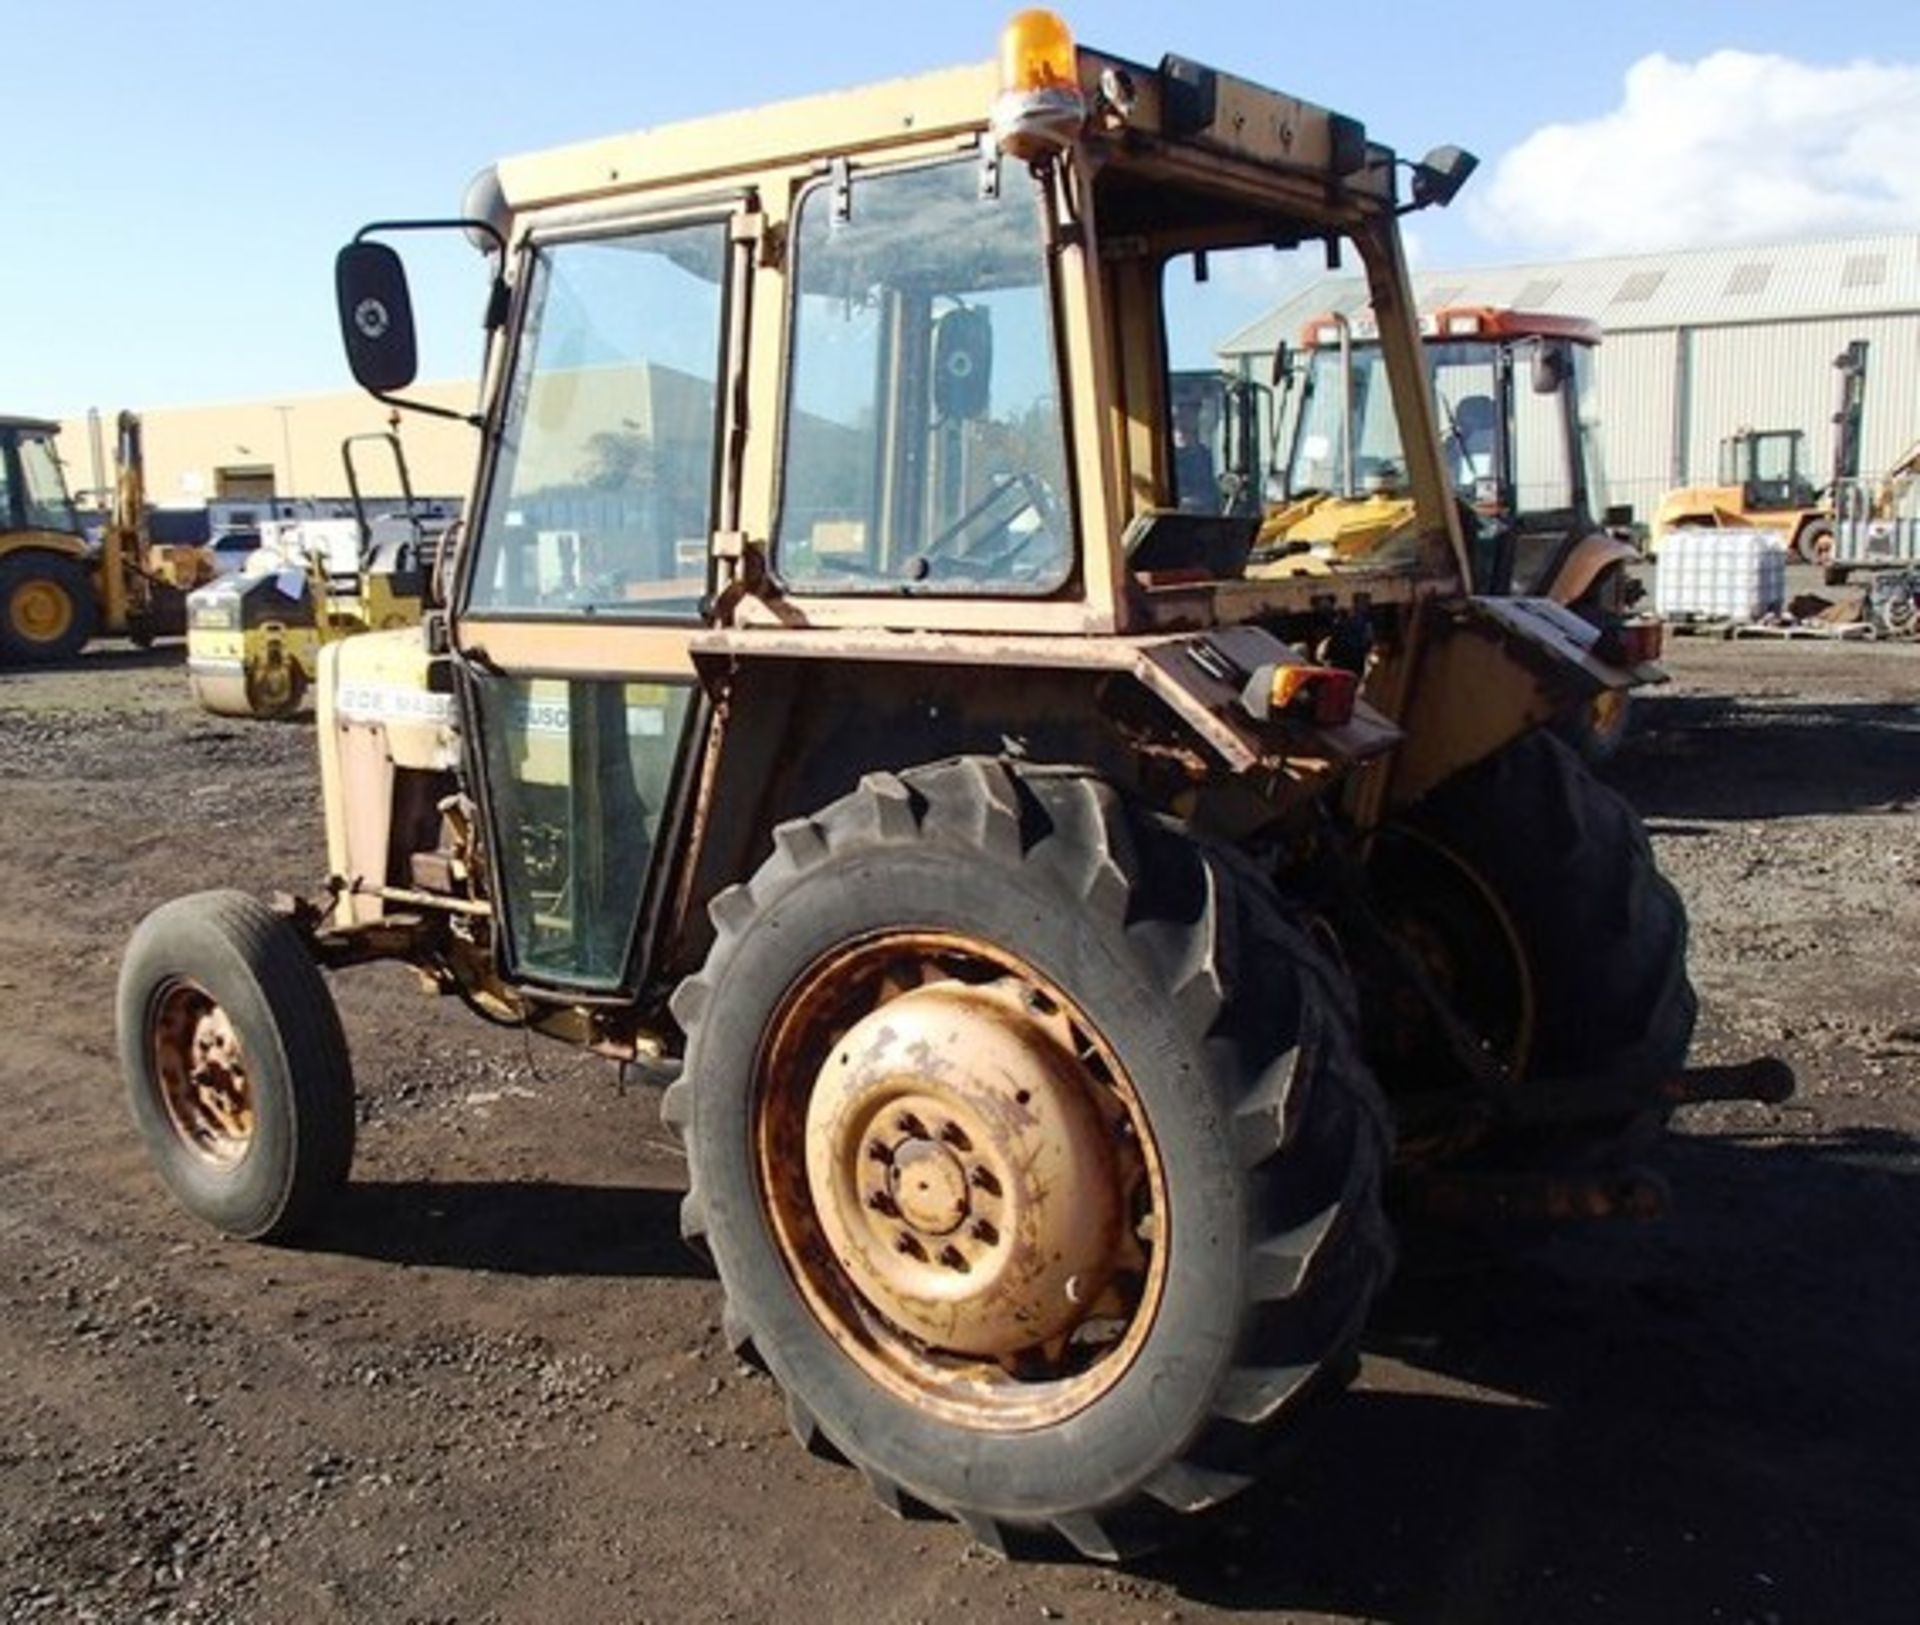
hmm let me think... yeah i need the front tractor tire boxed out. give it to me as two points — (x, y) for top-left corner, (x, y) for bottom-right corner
(116, 891), (355, 1242)
(664, 759), (1392, 1558)
(0, 552), (96, 663)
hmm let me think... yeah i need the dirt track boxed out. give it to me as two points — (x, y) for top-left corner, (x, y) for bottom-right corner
(1, 619), (1916, 1624)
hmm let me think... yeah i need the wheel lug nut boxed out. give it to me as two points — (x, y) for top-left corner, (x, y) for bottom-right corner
(969, 1166), (1001, 1197)
(895, 1233), (926, 1259)
(970, 1218), (998, 1246)
(938, 1245), (969, 1272)
(865, 1139), (893, 1165)
(937, 1120), (972, 1152)
(866, 1190), (899, 1216)
(894, 1112), (928, 1139)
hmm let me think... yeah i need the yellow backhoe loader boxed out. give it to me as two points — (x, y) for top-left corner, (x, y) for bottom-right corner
(0, 411), (208, 661)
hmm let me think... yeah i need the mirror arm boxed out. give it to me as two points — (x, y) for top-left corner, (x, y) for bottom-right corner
(368, 390), (486, 431)
(354, 216), (506, 256)
(346, 218), (506, 431)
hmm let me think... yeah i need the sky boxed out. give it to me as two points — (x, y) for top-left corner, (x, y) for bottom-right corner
(7, 0), (1917, 417)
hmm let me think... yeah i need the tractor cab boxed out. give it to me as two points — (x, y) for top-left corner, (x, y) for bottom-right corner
(0, 418), (84, 543)
(1718, 427), (1817, 515)
(1257, 307), (1621, 600)
(1167, 370), (1275, 519)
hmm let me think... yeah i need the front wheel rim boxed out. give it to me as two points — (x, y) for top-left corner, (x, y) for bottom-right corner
(9, 578), (74, 645)
(756, 931), (1169, 1433)
(149, 979), (256, 1167)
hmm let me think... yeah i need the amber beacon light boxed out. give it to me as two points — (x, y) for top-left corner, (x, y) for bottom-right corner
(992, 10), (1086, 160)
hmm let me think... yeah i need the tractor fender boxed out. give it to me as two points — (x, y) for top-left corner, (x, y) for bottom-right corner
(1548, 531), (1638, 610)
(1386, 595), (1633, 810)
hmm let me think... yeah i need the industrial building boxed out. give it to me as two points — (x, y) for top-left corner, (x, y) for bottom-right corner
(1224, 232), (1920, 522)
(54, 382), (480, 511)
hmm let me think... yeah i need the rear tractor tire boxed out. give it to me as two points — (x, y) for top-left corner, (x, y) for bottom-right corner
(116, 890), (355, 1241)
(0, 552), (96, 663)
(1373, 732), (1696, 1129)
(664, 759), (1392, 1558)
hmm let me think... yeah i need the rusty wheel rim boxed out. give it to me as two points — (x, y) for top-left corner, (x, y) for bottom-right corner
(149, 980), (256, 1168)
(9, 578), (73, 646)
(757, 932), (1168, 1432)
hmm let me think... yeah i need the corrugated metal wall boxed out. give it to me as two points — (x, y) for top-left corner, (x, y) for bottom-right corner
(1589, 330), (1679, 521)
(1682, 315), (1920, 490)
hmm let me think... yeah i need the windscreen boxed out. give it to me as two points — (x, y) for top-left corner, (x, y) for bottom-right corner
(467, 220), (727, 619)
(773, 155), (1071, 596)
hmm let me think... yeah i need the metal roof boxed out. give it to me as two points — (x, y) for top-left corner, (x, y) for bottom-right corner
(1220, 232), (1920, 358)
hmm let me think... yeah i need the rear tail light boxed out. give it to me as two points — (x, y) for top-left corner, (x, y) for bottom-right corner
(1241, 663), (1359, 726)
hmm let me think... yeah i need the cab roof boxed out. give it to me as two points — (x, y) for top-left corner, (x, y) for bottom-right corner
(1300, 306), (1602, 347)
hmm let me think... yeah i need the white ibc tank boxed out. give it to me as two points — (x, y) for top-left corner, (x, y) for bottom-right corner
(1653, 530), (1786, 622)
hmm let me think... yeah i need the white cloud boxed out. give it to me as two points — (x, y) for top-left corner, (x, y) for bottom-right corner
(1470, 51), (1920, 256)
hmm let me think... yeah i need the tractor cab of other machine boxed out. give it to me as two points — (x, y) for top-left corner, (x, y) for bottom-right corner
(1718, 428), (1817, 516)
(0, 418), (84, 541)
(1253, 306), (1629, 608)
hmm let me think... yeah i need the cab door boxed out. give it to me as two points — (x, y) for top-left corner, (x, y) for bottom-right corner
(451, 207), (748, 993)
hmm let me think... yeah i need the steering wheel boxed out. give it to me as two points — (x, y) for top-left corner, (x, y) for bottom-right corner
(912, 472), (1063, 581)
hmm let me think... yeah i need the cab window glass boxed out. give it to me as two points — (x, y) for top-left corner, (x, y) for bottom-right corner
(1430, 349), (1502, 508)
(18, 435), (75, 533)
(1507, 344), (1575, 514)
(775, 157), (1070, 596)
(473, 674), (695, 987)
(469, 221), (727, 618)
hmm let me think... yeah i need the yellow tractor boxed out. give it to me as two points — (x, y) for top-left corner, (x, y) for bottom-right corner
(117, 11), (1789, 1558)
(1651, 338), (1875, 570)
(185, 432), (443, 717)
(1652, 426), (1833, 563)
(0, 411), (206, 661)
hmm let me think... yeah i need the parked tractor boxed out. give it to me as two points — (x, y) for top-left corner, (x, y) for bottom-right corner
(0, 411), (206, 662)
(116, 12), (1787, 1558)
(1651, 339), (1874, 573)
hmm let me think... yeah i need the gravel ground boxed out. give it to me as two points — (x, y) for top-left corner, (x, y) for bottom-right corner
(0, 616), (1914, 1624)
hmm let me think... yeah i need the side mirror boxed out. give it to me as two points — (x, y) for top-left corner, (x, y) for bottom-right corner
(1408, 144), (1478, 211)
(1603, 503), (1635, 530)
(1270, 340), (1292, 390)
(933, 306), (993, 422)
(336, 242), (419, 395)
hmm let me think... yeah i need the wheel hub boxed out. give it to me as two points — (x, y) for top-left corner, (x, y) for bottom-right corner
(151, 982), (255, 1167)
(888, 1137), (970, 1235)
(804, 977), (1126, 1358)
(10, 579), (72, 644)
